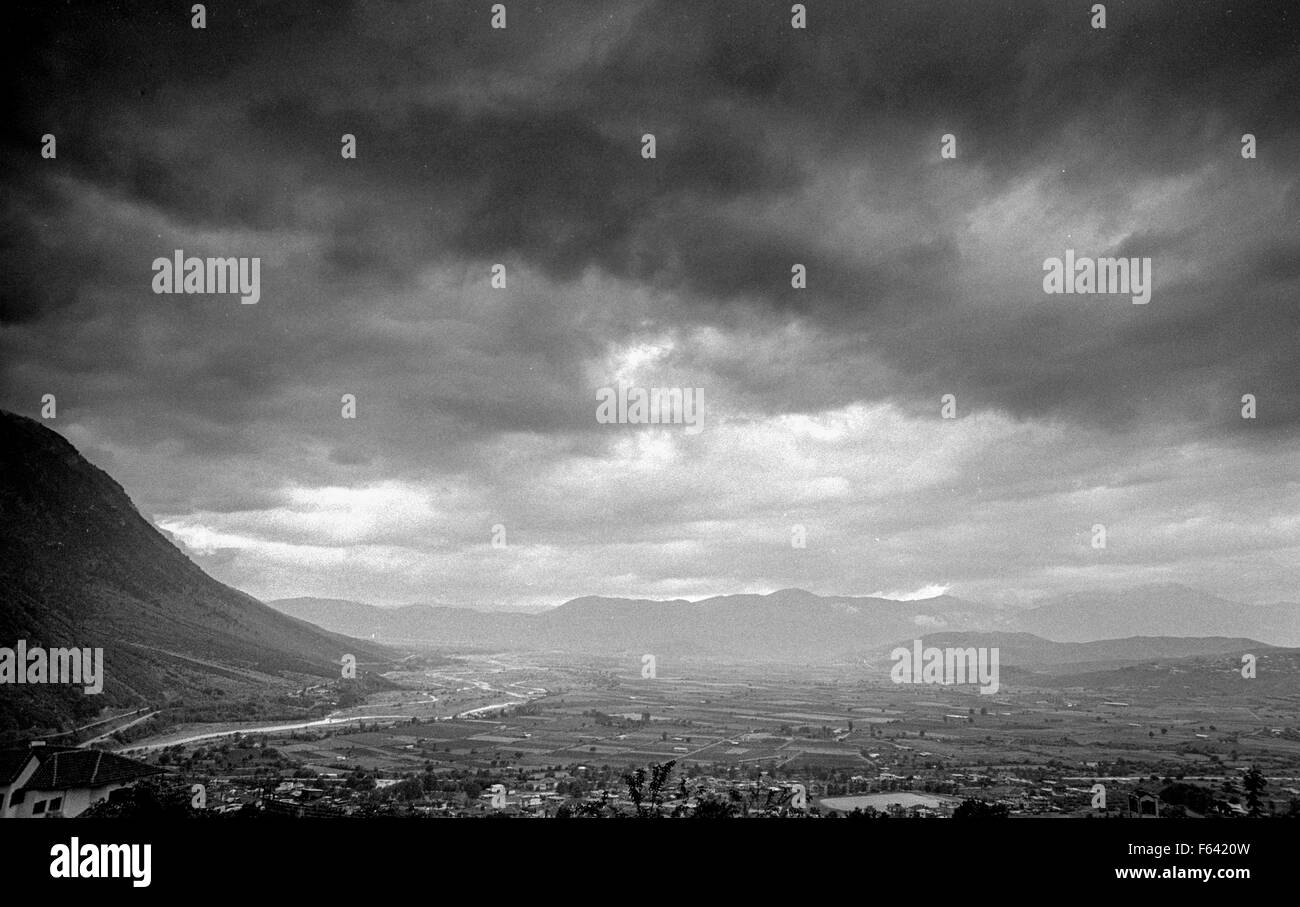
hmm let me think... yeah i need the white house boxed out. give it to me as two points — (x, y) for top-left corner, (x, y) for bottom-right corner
(0, 744), (164, 818)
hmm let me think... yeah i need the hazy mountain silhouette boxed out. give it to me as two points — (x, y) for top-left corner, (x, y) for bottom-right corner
(1012, 585), (1300, 645)
(0, 410), (388, 735)
(271, 590), (991, 660)
(271, 584), (1300, 659)
(867, 631), (1273, 674)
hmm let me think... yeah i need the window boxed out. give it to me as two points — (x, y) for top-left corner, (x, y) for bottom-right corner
(48, 797), (63, 813)
(32, 800), (46, 815)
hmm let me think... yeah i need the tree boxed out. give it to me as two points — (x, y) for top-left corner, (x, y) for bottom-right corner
(953, 798), (1009, 818)
(623, 760), (676, 817)
(1243, 766), (1267, 817)
(80, 779), (200, 818)
(648, 760), (675, 814)
(573, 790), (613, 818)
(693, 796), (735, 818)
(624, 767), (647, 815)
(846, 806), (886, 819)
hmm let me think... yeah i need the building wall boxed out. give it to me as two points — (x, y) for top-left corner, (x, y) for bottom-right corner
(0, 758), (40, 819)
(10, 781), (129, 818)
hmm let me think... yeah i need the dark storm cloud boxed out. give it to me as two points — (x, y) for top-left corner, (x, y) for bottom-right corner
(1, 0), (1298, 606)
(3, 0), (1297, 435)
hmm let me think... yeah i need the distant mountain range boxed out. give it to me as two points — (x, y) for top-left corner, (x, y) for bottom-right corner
(861, 631), (1272, 674)
(269, 583), (1300, 660)
(269, 590), (979, 660)
(0, 410), (389, 735)
(1011, 586), (1299, 644)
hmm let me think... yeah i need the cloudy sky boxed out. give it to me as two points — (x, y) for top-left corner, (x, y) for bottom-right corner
(2, 1), (1298, 610)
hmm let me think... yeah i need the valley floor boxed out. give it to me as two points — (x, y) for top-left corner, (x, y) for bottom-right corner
(105, 652), (1300, 817)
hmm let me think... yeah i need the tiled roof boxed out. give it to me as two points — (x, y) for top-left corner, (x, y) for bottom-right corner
(0, 750), (36, 786)
(22, 749), (164, 791)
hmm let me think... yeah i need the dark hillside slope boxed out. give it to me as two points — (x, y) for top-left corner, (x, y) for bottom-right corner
(0, 410), (387, 734)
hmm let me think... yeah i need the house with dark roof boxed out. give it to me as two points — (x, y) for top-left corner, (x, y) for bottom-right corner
(0, 744), (164, 818)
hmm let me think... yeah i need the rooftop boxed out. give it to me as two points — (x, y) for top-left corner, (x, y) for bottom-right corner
(22, 748), (164, 791)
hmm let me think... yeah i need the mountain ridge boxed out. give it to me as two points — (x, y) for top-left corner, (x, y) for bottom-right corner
(0, 410), (389, 735)
(268, 583), (1300, 657)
